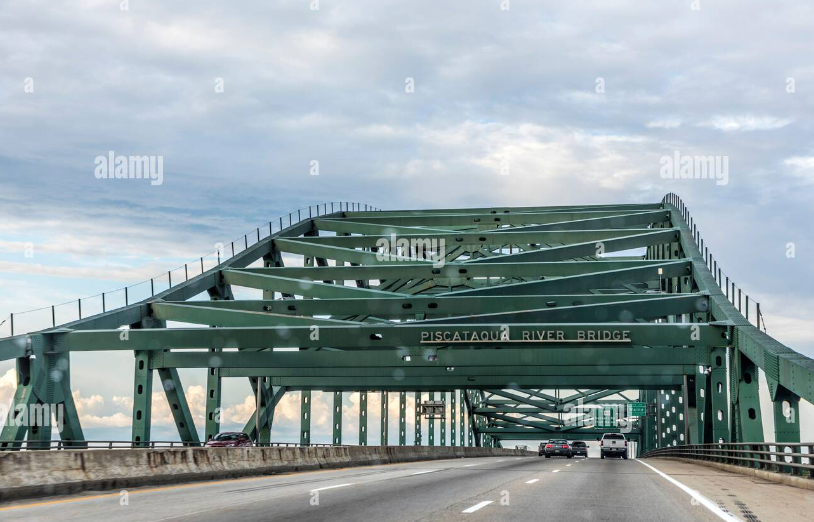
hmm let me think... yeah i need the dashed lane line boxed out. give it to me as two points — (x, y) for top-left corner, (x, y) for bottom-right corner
(309, 483), (354, 493)
(462, 501), (493, 514)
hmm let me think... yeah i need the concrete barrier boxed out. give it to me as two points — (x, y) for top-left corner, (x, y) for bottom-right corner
(0, 446), (533, 502)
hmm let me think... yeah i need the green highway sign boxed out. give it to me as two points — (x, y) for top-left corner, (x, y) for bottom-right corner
(628, 402), (647, 417)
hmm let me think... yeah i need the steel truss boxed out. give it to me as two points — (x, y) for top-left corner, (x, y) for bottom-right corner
(1, 195), (811, 454)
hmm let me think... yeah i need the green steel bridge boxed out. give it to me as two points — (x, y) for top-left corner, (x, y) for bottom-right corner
(1, 194), (811, 456)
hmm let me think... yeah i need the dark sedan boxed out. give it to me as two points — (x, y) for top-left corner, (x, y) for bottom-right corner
(543, 439), (572, 458)
(570, 440), (588, 457)
(205, 432), (253, 447)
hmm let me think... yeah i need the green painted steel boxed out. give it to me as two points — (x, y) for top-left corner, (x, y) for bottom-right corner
(771, 383), (801, 443)
(428, 391), (435, 446)
(380, 391), (388, 445)
(414, 391), (421, 445)
(300, 391), (311, 445)
(2, 196), (811, 452)
(359, 391), (367, 446)
(157, 368), (199, 444)
(710, 347), (731, 443)
(333, 391), (342, 445)
(131, 351), (153, 447)
(440, 391), (446, 446)
(450, 391), (456, 447)
(399, 391), (406, 446)
(459, 390), (465, 447)
(204, 348), (222, 442)
(732, 349), (765, 443)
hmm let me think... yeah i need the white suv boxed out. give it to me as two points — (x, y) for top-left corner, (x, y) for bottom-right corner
(599, 433), (628, 459)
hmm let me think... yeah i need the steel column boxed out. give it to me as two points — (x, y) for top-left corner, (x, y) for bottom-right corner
(450, 390), (456, 447)
(359, 391), (367, 445)
(414, 391), (421, 445)
(300, 390), (311, 445)
(710, 346), (730, 443)
(333, 391), (342, 445)
(399, 391), (406, 446)
(157, 368), (199, 444)
(380, 391), (388, 445)
(131, 350), (153, 446)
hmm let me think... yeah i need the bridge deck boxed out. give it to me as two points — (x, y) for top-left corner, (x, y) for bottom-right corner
(2, 456), (811, 521)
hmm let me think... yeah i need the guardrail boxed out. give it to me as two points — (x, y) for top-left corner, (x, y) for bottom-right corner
(0, 202), (379, 339)
(0, 440), (347, 451)
(662, 192), (767, 332)
(644, 442), (814, 478)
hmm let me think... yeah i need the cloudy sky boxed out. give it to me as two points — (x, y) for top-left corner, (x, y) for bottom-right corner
(1, 0), (813, 443)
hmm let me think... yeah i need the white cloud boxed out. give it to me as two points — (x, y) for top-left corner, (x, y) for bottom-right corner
(697, 115), (792, 132)
(647, 118), (682, 129)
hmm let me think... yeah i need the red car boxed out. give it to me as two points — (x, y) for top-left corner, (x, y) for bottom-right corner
(205, 432), (253, 447)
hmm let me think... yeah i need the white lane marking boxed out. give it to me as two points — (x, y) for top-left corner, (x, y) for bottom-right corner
(462, 464), (477, 467)
(462, 501), (493, 514)
(411, 470), (439, 476)
(566, 464), (571, 467)
(309, 483), (354, 492)
(525, 479), (540, 484)
(494, 459), (503, 462)
(552, 469), (560, 473)
(636, 460), (741, 522)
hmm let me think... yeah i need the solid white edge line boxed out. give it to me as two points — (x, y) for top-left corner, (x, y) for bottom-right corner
(552, 469), (560, 473)
(636, 460), (741, 522)
(410, 470), (438, 475)
(309, 483), (354, 493)
(462, 501), (493, 514)
(525, 479), (540, 484)
(462, 464), (477, 467)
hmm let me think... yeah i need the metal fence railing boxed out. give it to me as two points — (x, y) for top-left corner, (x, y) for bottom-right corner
(0, 202), (380, 340)
(0, 440), (348, 451)
(662, 193), (767, 332)
(644, 442), (814, 478)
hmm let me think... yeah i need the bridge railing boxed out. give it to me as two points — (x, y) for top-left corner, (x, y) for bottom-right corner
(0, 202), (380, 339)
(662, 192), (767, 332)
(644, 442), (814, 478)
(0, 440), (347, 451)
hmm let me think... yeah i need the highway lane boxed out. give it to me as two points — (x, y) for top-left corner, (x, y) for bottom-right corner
(0, 456), (739, 521)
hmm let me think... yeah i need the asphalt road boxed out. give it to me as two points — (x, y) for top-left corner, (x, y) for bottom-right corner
(0, 456), (750, 522)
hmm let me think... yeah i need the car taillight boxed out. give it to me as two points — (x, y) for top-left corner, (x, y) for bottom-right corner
(600, 440), (604, 446)
(562, 445), (568, 449)
(546, 444), (552, 448)
(624, 440), (628, 446)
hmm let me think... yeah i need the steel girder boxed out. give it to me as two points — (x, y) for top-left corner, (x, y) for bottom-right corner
(2, 197), (809, 450)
